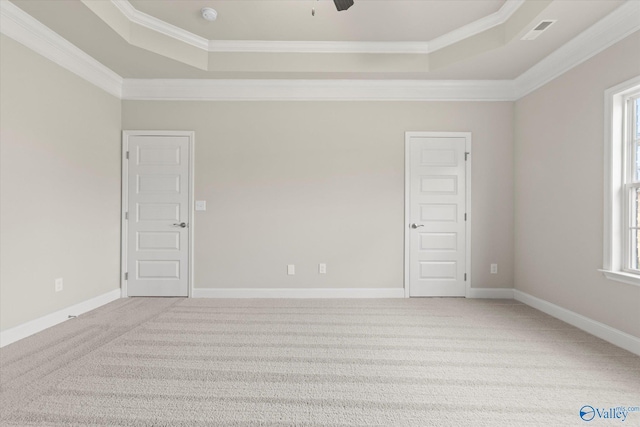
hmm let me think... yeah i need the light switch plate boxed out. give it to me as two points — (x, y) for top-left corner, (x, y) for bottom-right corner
(195, 200), (206, 211)
(287, 265), (295, 275)
(319, 263), (327, 274)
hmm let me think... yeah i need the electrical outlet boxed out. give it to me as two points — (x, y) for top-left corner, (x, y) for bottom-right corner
(319, 263), (327, 274)
(55, 278), (63, 292)
(490, 264), (498, 274)
(287, 264), (295, 275)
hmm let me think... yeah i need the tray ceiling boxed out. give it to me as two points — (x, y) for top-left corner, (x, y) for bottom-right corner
(6, 0), (628, 80)
(129, 0), (506, 42)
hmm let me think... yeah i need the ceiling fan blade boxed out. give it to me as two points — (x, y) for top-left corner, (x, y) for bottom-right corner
(333, 0), (354, 12)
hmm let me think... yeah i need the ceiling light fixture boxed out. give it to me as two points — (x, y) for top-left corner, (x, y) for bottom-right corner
(201, 7), (217, 22)
(333, 0), (354, 11)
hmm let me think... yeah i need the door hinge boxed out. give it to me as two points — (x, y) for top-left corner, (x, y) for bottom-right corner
(464, 273), (467, 281)
(126, 151), (129, 160)
(124, 272), (128, 280)
(465, 152), (469, 161)
(464, 213), (467, 221)
(125, 212), (128, 220)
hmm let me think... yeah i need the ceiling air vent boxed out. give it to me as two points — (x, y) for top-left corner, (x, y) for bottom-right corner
(521, 20), (557, 41)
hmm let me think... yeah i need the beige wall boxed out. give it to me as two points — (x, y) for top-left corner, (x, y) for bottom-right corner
(514, 32), (640, 337)
(1, 6), (636, 346)
(0, 35), (122, 331)
(122, 101), (514, 291)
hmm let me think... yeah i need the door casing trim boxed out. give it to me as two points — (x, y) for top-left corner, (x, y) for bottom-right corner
(404, 131), (472, 298)
(121, 130), (195, 298)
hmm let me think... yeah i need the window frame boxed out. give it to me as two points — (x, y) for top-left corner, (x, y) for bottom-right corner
(601, 75), (640, 287)
(622, 94), (640, 274)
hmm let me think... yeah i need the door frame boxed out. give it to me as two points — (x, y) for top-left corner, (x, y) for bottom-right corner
(120, 130), (195, 298)
(404, 131), (472, 298)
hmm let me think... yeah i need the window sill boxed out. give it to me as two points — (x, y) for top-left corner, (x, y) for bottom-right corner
(599, 269), (640, 287)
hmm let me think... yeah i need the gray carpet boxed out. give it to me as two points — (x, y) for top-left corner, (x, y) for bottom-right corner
(1, 297), (639, 426)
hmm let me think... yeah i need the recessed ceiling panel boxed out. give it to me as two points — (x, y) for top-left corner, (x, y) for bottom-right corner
(129, 0), (506, 42)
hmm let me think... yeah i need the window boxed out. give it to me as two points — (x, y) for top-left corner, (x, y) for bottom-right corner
(624, 95), (640, 272)
(602, 76), (640, 287)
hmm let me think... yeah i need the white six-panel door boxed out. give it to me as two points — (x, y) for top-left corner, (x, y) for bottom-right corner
(123, 132), (192, 297)
(406, 132), (469, 297)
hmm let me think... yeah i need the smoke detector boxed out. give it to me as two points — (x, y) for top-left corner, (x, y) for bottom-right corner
(521, 20), (556, 40)
(201, 7), (217, 22)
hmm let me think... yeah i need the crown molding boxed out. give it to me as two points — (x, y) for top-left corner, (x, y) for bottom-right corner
(514, 0), (640, 99)
(2, 0), (638, 102)
(121, 79), (517, 102)
(206, 40), (431, 55)
(429, 0), (525, 52)
(108, 0), (523, 55)
(0, 0), (123, 98)
(111, 0), (209, 50)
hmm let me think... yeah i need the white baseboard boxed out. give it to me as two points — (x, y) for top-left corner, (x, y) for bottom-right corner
(513, 290), (640, 356)
(192, 287), (406, 299)
(0, 288), (121, 348)
(466, 287), (515, 299)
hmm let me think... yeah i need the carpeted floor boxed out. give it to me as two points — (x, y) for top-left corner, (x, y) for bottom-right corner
(1, 297), (639, 426)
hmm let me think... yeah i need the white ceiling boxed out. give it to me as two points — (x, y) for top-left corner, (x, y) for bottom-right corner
(6, 0), (629, 80)
(129, 0), (506, 42)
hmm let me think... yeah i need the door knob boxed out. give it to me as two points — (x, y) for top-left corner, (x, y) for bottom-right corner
(410, 223), (424, 229)
(173, 222), (187, 228)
